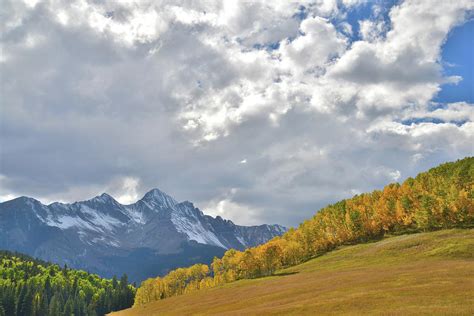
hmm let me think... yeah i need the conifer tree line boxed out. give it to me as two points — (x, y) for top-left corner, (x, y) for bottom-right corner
(0, 251), (135, 316)
(134, 157), (474, 306)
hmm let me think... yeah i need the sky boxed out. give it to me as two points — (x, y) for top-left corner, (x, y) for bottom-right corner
(1, 0), (473, 227)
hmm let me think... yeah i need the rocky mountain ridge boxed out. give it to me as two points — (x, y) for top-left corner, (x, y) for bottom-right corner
(0, 188), (286, 282)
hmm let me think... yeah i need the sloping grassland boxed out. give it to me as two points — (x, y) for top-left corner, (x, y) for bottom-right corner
(112, 229), (474, 315)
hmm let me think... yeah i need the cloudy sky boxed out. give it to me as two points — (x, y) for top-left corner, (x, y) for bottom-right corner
(1, 0), (473, 227)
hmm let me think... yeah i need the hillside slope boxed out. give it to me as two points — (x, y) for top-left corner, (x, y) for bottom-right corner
(112, 229), (474, 315)
(125, 157), (473, 305)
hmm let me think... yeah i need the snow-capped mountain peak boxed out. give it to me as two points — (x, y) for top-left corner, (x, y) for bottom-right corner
(140, 188), (178, 209)
(0, 188), (287, 282)
(89, 193), (118, 204)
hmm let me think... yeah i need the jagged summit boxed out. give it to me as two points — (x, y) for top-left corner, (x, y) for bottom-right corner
(10, 196), (40, 203)
(90, 192), (118, 204)
(140, 188), (178, 208)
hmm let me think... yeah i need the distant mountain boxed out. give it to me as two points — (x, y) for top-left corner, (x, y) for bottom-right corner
(0, 188), (286, 282)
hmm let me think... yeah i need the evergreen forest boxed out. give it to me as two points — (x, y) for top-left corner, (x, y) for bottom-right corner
(0, 251), (135, 316)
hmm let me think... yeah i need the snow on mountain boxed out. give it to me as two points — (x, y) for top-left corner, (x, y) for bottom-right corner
(171, 202), (227, 248)
(0, 188), (287, 282)
(16, 188), (285, 250)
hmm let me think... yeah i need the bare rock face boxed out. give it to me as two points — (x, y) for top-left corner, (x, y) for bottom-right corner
(0, 189), (286, 282)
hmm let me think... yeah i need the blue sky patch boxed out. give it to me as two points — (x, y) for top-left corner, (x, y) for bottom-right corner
(340, 0), (399, 42)
(401, 117), (445, 126)
(436, 19), (474, 104)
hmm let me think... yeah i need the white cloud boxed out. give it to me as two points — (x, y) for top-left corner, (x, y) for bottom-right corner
(1, 0), (473, 226)
(358, 19), (386, 42)
(320, 0), (474, 119)
(115, 177), (140, 205)
(279, 16), (347, 74)
(203, 198), (264, 226)
(406, 102), (474, 122)
(389, 170), (401, 181)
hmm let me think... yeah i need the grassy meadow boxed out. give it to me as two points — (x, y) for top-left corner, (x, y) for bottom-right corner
(111, 229), (474, 315)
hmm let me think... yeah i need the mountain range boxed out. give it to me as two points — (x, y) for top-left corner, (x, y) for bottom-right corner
(0, 188), (286, 282)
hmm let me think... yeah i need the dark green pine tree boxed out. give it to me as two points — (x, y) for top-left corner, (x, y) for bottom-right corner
(18, 285), (34, 316)
(44, 276), (52, 303)
(95, 292), (105, 316)
(87, 302), (98, 316)
(16, 284), (26, 315)
(16, 284), (27, 316)
(72, 276), (79, 296)
(63, 297), (74, 316)
(120, 274), (128, 289)
(37, 292), (48, 316)
(119, 274), (134, 310)
(112, 275), (118, 289)
(48, 294), (61, 316)
(1, 287), (16, 316)
(73, 298), (86, 316)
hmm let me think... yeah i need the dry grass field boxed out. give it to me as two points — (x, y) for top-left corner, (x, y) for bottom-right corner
(111, 229), (474, 315)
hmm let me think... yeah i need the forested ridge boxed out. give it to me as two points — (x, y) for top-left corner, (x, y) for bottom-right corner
(0, 251), (135, 316)
(134, 157), (474, 306)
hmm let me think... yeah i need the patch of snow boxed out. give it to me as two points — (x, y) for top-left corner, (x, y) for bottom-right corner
(48, 215), (98, 231)
(171, 211), (226, 249)
(122, 205), (146, 224)
(42, 204), (124, 235)
(108, 240), (120, 247)
(275, 224), (287, 234)
(79, 205), (123, 231)
(90, 235), (120, 247)
(236, 235), (247, 247)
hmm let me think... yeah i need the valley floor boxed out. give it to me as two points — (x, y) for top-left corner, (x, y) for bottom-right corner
(111, 229), (474, 315)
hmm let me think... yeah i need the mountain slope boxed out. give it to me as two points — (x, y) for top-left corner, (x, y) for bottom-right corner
(0, 189), (286, 282)
(127, 157), (473, 307)
(111, 229), (474, 315)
